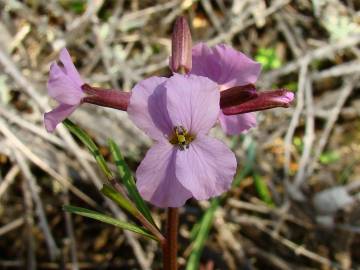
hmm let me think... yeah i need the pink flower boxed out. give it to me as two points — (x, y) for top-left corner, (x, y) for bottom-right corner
(127, 74), (237, 207)
(190, 43), (262, 135)
(44, 49), (130, 133)
(44, 48), (84, 132)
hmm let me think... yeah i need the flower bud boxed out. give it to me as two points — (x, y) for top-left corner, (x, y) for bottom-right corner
(222, 89), (294, 115)
(81, 84), (130, 111)
(220, 84), (258, 109)
(170, 16), (192, 74)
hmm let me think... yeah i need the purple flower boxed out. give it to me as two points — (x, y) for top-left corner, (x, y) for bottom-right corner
(127, 74), (237, 207)
(190, 43), (262, 135)
(44, 48), (84, 132)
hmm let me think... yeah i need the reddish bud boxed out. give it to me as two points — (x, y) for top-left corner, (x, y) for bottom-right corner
(170, 16), (192, 74)
(220, 84), (258, 108)
(222, 89), (294, 115)
(81, 84), (130, 111)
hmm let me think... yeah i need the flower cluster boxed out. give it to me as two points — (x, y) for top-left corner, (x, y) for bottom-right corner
(44, 17), (294, 207)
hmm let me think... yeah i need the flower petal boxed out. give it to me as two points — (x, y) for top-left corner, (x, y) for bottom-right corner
(219, 112), (256, 135)
(176, 135), (237, 200)
(47, 62), (84, 105)
(136, 142), (192, 208)
(44, 104), (78, 132)
(191, 43), (261, 88)
(128, 76), (173, 141)
(165, 74), (220, 135)
(59, 48), (84, 86)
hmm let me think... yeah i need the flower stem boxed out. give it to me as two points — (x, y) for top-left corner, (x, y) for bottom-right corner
(163, 207), (179, 270)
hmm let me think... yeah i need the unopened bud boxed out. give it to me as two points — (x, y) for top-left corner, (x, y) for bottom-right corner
(220, 84), (258, 109)
(222, 89), (294, 115)
(81, 84), (130, 111)
(170, 16), (192, 74)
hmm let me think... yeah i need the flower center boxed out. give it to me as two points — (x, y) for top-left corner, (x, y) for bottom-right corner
(169, 126), (194, 150)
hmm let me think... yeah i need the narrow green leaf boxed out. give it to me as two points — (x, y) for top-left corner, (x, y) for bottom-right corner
(63, 119), (113, 179)
(253, 173), (274, 206)
(101, 184), (138, 217)
(63, 205), (157, 241)
(186, 198), (220, 270)
(108, 139), (156, 226)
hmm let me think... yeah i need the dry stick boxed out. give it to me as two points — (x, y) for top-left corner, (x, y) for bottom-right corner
(0, 104), (97, 165)
(0, 217), (24, 237)
(93, 25), (121, 89)
(232, 215), (337, 267)
(119, 0), (180, 24)
(214, 209), (245, 268)
(200, 0), (223, 33)
(0, 165), (20, 200)
(0, 105), (65, 148)
(292, 80), (315, 190)
(67, 0), (104, 31)
(208, 0), (291, 45)
(246, 243), (290, 270)
(307, 76), (359, 177)
(0, 119), (96, 207)
(14, 149), (60, 261)
(311, 60), (360, 81)
(227, 199), (312, 229)
(0, 48), (150, 269)
(283, 60), (308, 188)
(21, 174), (36, 270)
(274, 13), (302, 58)
(262, 34), (360, 84)
(59, 157), (79, 270)
(63, 190), (79, 270)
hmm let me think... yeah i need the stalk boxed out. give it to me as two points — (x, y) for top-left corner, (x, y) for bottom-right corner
(163, 208), (179, 270)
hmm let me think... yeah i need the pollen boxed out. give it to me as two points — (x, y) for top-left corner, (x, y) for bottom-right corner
(169, 126), (194, 150)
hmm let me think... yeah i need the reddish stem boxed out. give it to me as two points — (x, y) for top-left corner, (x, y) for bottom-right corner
(163, 208), (179, 270)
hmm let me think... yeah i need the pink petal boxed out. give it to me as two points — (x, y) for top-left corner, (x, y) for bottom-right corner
(191, 43), (261, 88)
(127, 76), (173, 141)
(165, 74), (220, 135)
(59, 48), (84, 87)
(47, 63), (84, 105)
(44, 104), (78, 132)
(219, 112), (257, 135)
(176, 135), (237, 200)
(136, 142), (192, 208)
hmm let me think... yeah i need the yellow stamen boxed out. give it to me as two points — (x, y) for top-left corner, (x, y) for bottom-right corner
(169, 126), (194, 150)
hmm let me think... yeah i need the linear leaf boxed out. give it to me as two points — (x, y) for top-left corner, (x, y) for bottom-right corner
(63, 205), (157, 241)
(108, 139), (156, 226)
(63, 119), (113, 179)
(253, 173), (274, 206)
(186, 198), (220, 270)
(101, 184), (138, 217)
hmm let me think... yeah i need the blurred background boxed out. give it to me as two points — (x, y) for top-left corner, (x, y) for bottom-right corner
(0, 0), (360, 269)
